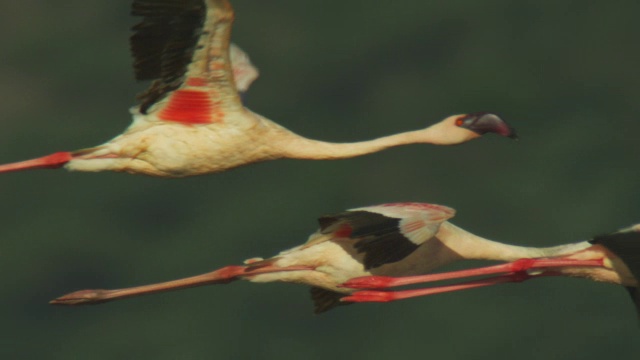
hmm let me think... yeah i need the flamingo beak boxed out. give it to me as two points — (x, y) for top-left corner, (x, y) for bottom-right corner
(457, 113), (518, 139)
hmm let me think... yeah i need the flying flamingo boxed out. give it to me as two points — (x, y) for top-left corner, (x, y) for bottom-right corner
(50, 202), (638, 317)
(0, 0), (516, 178)
(342, 224), (640, 312)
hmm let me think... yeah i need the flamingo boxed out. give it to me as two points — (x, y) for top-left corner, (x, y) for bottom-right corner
(341, 224), (640, 312)
(50, 202), (639, 317)
(0, 0), (516, 178)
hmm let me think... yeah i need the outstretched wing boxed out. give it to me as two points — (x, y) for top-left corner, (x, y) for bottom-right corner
(317, 203), (456, 269)
(131, 0), (245, 124)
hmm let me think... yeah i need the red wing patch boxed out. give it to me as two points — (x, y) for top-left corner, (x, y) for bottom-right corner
(333, 224), (353, 238)
(185, 77), (208, 87)
(158, 89), (223, 124)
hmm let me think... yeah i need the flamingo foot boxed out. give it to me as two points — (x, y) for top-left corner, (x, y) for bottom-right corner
(50, 289), (114, 305)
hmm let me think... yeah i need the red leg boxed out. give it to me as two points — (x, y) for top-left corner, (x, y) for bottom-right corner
(342, 257), (603, 290)
(0, 152), (72, 173)
(341, 271), (558, 303)
(50, 264), (313, 306)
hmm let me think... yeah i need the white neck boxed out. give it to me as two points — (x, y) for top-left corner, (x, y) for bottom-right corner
(267, 120), (475, 160)
(437, 222), (591, 261)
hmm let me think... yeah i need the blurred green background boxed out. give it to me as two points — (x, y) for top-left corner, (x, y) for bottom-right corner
(1, 1), (639, 358)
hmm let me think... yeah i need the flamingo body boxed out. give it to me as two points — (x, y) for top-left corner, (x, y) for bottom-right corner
(0, 0), (517, 178)
(246, 203), (456, 293)
(67, 110), (282, 177)
(51, 202), (639, 317)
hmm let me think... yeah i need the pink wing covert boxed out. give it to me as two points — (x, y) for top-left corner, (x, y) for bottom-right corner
(229, 43), (259, 93)
(353, 202), (456, 246)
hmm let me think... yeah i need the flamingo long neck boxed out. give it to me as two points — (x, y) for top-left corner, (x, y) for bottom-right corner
(437, 222), (591, 262)
(272, 123), (462, 160)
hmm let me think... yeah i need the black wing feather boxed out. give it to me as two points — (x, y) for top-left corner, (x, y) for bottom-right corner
(591, 231), (640, 286)
(131, 0), (206, 113)
(319, 211), (399, 238)
(354, 232), (419, 270)
(319, 211), (418, 270)
(591, 230), (640, 319)
(625, 287), (640, 322)
(309, 287), (351, 314)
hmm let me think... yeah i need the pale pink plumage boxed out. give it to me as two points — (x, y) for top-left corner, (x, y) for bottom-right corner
(0, 0), (516, 178)
(50, 202), (638, 316)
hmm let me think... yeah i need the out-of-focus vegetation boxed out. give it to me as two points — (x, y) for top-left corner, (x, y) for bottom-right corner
(0, 1), (638, 358)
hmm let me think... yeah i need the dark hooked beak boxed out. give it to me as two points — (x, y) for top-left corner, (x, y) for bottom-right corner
(457, 113), (518, 140)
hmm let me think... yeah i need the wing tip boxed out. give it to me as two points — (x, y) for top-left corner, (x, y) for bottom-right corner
(310, 287), (351, 314)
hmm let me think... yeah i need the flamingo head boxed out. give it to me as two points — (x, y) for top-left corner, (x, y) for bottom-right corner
(454, 112), (518, 139)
